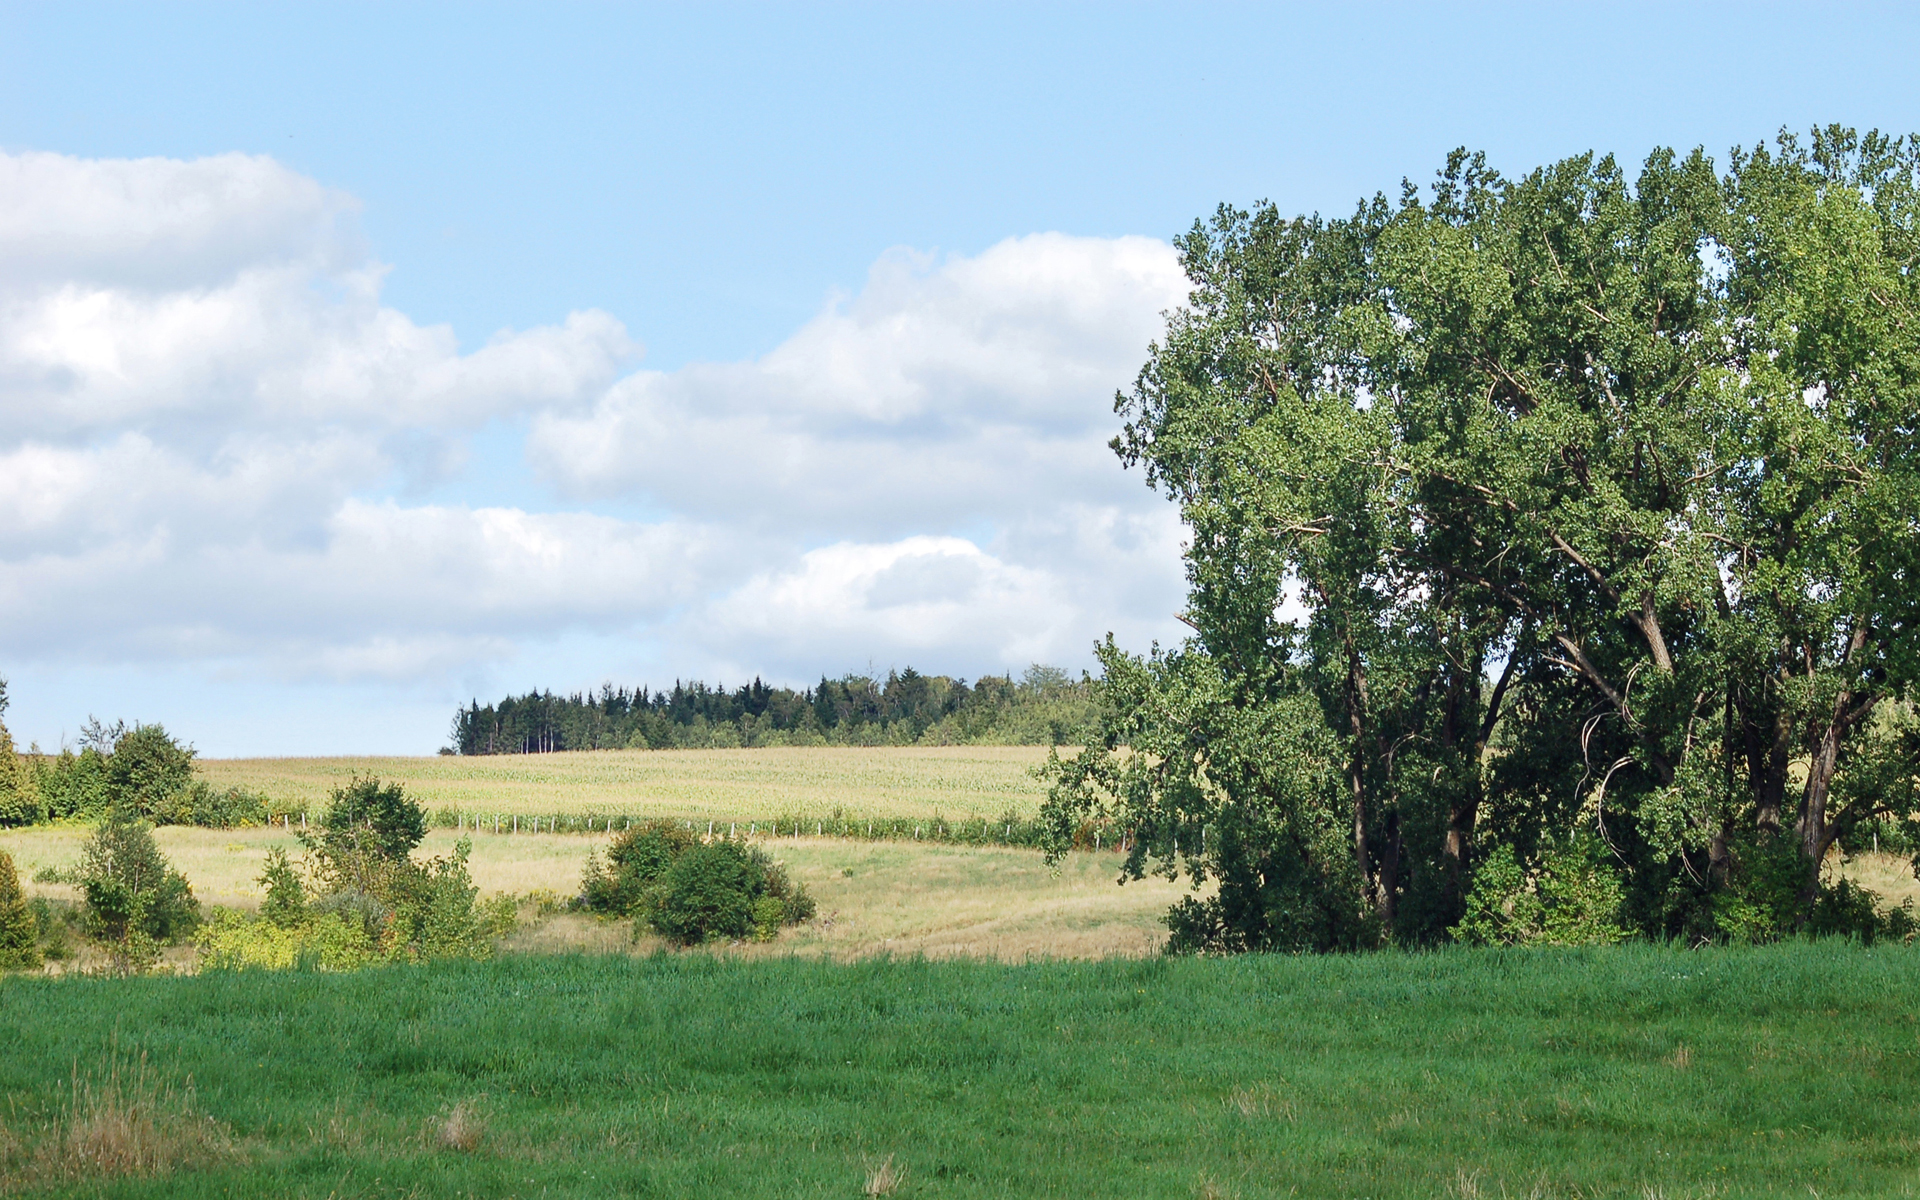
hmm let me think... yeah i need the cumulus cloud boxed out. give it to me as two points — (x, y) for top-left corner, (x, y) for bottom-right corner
(526, 233), (1188, 536)
(0, 149), (1191, 741)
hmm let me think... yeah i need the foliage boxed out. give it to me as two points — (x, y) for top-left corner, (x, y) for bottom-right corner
(579, 820), (700, 915)
(1047, 126), (1920, 949)
(104, 724), (197, 822)
(0, 717), (40, 828)
(453, 663), (1097, 754)
(279, 778), (494, 963)
(0, 849), (40, 970)
(580, 822), (813, 944)
(29, 747), (112, 821)
(194, 907), (378, 971)
(28, 897), (75, 962)
(11, 720), (269, 830)
(5, 947), (1920, 1195)
(71, 807), (201, 965)
(1451, 839), (1629, 947)
(258, 849), (306, 928)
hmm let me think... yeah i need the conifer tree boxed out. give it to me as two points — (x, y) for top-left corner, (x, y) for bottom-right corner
(0, 848), (41, 970)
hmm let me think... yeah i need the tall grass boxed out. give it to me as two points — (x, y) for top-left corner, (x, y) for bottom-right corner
(3, 944), (1920, 1196)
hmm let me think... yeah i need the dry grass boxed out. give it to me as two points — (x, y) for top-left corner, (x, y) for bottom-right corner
(1834, 849), (1920, 913)
(2, 824), (1203, 964)
(196, 744), (1055, 823)
(863, 1153), (902, 1196)
(1, 1045), (235, 1188)
(431, 1100), (485, 1153)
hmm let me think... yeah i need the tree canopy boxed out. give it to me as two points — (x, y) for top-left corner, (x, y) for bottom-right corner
(1044, 127), (1920, 949)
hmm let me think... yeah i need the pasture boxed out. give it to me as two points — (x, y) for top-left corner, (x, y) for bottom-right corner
(6, 944), (1920, 1197)
(0, 824), (1191, 964)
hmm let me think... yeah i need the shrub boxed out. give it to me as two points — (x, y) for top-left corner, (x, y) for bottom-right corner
(0, 849), (40, 970)
(194, 908), (378, 971)
(32, 748), (111, 822)
(580, 820), (699, 915)
(105, 725), (196, 822)
(308, 777), (427, 882)
(178, 782), (269, 829)
(1453, 838), (1628, 947)
(581, 822), (814, 945)
(0, 722), (42, 828)
(29, 898), (75, 962)
(258, 849), (306, 928)
(652, 841), (759, 945)
(75, 808), (201, 958)
(398, 842), (493, 962)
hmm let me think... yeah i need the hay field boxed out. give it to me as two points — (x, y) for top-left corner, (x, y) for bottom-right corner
(195, 745), (1053, 823)
(0, 823), (1192, 962)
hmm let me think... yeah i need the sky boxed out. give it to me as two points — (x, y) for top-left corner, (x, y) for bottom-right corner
(1, 2), (1916, 756)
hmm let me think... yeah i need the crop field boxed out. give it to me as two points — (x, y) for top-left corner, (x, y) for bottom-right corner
(195, 746), (1056, 826)
(6, 944), (1920, 1198)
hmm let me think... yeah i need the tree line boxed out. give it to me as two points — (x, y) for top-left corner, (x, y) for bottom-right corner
(1043, 128), (1920, 951)
(449, 665), (1096, 755)
(0, 680), (275, 829)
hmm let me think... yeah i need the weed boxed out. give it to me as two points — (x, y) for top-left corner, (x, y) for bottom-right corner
(864, 1153), (903, 1196)
(433, 1100), (486, 1153)
(1, 1044), (234, 1188)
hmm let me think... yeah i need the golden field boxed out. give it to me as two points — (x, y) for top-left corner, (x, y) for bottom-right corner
(1, 808), (1194, 966)
(195, 744), (1054, 824)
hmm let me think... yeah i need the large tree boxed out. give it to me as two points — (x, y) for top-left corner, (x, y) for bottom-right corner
(1044, 128), (1920, 947)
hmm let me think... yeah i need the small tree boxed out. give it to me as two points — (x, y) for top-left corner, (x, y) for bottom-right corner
(106, 724), (196, 822)
(76, 807), (200, 966)
(302, 777), (427, 898)
(258, 848), (307, 928)
(0, 848), (41, 969)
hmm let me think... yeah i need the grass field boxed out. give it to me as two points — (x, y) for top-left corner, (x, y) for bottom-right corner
(5, 944), (1920, 1198)
(0, 824), (1192, 963)
(195, 746), (1056, 825)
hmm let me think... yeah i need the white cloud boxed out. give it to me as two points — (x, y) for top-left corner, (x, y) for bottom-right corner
(0, 149), (1191, 748)
(525, 233), (1188, 537)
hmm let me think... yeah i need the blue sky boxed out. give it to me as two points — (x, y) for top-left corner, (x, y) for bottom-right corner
(0, 2), (1915, 755)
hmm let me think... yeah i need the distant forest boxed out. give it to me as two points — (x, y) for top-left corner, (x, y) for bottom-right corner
(449, 666), (1095, 754)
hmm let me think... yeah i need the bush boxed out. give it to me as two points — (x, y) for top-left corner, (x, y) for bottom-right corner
(0, 722), (42, 828)
(74, 808), (201, 958)
(259, 849), (306, 928)
(105, 724), (196, 821)
(31, 748), (111, 822)
(653, 841), (760, 945)
(28, 897), (75, 962)
(579, 820), (699, 915)
(1452, 838), (1629, 947)
(179, 782), (270, 828)
(579, 823), (814, 946)
(394, 842), (493, 962)
(0, 849), (40, 970)
(195, 908), (379, 971)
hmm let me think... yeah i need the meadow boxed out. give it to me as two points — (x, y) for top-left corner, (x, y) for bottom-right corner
(5, 944), (1920, 1198)
(0, 824), (1191, 964)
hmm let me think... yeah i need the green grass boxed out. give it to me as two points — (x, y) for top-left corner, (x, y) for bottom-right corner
(6, 944), (1920, 1197)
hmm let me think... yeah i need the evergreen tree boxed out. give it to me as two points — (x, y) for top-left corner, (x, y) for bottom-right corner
(0, 848), (40, 970)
